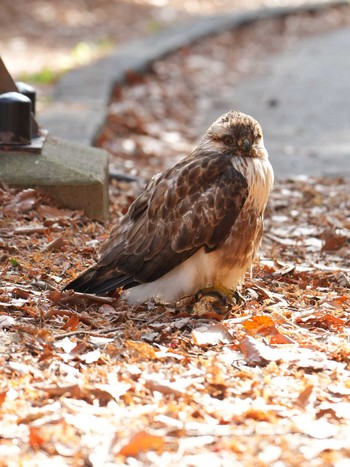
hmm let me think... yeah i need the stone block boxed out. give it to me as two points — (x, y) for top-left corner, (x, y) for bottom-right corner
(0, 136), (109, 219)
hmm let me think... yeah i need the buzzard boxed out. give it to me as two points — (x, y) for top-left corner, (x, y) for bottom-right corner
(64, 111), (274, 304)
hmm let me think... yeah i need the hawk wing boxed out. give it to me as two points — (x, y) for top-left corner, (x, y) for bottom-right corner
(65, 152), (248, 294)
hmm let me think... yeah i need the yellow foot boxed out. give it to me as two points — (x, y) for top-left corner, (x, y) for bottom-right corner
(196, 286), (243, 305)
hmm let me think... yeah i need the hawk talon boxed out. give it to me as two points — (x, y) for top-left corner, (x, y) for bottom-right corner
(197, 286), (238, 305)
(233, 290), (246, 305)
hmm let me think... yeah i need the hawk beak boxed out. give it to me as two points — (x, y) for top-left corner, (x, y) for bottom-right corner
(243, 139), (251, 153)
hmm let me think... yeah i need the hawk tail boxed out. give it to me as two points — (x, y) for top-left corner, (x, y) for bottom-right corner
(63, 266), (138, 295)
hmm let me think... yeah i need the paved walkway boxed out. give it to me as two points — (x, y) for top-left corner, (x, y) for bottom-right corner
(203, 26), (350, 179)
(40, 3), (350, 179)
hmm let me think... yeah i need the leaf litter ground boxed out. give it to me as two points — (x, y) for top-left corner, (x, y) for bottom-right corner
(1, 175), (349, 465)
(1, 6), (350, 467)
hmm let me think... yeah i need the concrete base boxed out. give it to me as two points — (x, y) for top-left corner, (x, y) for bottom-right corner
(0, 136), (109, 220)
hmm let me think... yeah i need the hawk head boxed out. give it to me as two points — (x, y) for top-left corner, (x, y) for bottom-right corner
(200, 110), (266, 159)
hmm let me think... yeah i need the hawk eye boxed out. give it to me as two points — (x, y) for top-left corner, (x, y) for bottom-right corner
(223, 135), (234, 145)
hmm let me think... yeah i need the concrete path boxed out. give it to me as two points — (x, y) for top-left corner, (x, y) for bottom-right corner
(39, 1), (350, 180)
(203, 26), (350, 179)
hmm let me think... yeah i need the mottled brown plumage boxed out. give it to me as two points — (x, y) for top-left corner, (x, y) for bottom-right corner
(64, 110), (274, 304)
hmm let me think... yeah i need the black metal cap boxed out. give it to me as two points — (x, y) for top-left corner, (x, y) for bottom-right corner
(0, 92), (32, 145)
(16, 81), (36, 115)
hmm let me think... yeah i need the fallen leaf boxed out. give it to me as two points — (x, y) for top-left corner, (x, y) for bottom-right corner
(62, 314), (80, 331)
(3, 189), (37, 213)
(192, 323), (233, 346)
(296, 312), (345, 332)
(13, 225), (47, 235)
(118, 430), (164, 457)
(244, 315), (275, 332)
(239, 336), (281, 366)
(321, 229), (348, 251)
(12, 287), (31, 299)
(29, 426), (47, 449)
(125, 340), (157, 359)
(293, 414), (338, 439)
(54, 289), (116, 305)
(43, 236), (65, 252)
(0, 391), (7, 407)
(296, 385), (314, 408)
(243, 316), (294, 344)
(0, 315), (16, 328)
(79, 349), (101, 364)
(317, 401), (350, 420)
(239, 336), (340, 370)
(37, 204), (75, 220)
(54, 337), (77, 354)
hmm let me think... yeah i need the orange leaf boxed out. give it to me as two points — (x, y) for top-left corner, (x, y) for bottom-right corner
(244, 316), (275, 335)
(118, 431), (164, 457)
(0, 390), (7, 407)
(243, 315), (293, 343)
(29, 426), (46, 449)
(62, 314), (80, 331)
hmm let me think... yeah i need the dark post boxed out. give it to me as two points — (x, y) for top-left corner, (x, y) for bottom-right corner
(0, 92), (32, 144)
(0, 57), (39, 139)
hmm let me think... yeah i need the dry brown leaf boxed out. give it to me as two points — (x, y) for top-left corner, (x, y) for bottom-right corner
(3, 188), (38, 214)
(49, 289), (116, 305)
(47, 290), (63, 303)
(13, 225), (47, 235)
(62, 314), (80, 331)
(321, 230), (348, 251)
(296, 312), (345, 333)
(125, 340), (157, 359)
(43, 236), (65, 252)
(37, 204), (75, 220)
(239, 335), (281, 366)
(12, 287), (31, 299)
(296, 384), (314, 408)
(38, 384), (83, 398)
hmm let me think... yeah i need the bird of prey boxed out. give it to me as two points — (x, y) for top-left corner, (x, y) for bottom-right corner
(64, 110), (274, 305)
